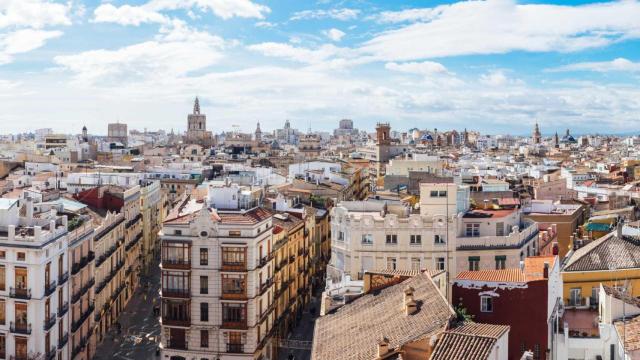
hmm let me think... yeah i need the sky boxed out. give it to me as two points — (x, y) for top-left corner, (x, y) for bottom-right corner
(1, 0), (640, 135)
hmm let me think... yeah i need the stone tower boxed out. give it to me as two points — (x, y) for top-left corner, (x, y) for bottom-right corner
(255, 122), (262, 142)
(532, 122), (541, 144)
(185, 97), (213, 147)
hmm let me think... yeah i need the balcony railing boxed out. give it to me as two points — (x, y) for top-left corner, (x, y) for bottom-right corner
(227, 343), (244, 353)
(221, 262), (246, 272)
(44, 280), (57, 297)
(9, 287), (31, 300)
(71, 303), (95, 332)
(58, 271), (69, 286)
(10, 321), (32, 335)
(162, 258), (191, 270)
(71, 252), (93, 275)
(43, 314), (57, 331)
(457, 222), (539, 250)
(165, 341), (187, 350)
(58, 302), (69, 317)
(258, 278), (273, 295)
(161, 317), (190, 327)
(71, 336), (88, 358)
(71, 278), (95, 304)
(45, 346), (56, 360)
(221, 320), (248, 330)
(568, 327), (600, 338)
(58, 332), (69, 349)
(289, 255), (295, 264)
(162, 288), (190, 298)
(96, 244), (117, 267)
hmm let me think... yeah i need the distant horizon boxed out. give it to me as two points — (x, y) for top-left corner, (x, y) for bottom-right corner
(1, 0), (639, 134)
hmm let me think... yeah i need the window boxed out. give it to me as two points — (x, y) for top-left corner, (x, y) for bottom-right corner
(0, 251), (5, 259)
(410, 235), (421, 245)
(411, 258), (421, 271)
(222, 303), (247, 324)
(361, 234), (373, 245)
(200, 276), (208, 294)
(468, 256), (480, 271)
(430, 190), (447, 197)
(199, 248), (208, 266)
(436, 257), (445, 271)
(570, 288), (581, 306)
(200, 330), (209, 348)
(338, 231), (344, 241)
(0, 334), (4, 359)
(481, 296), (493, 312)
(0, 300), (4, 325)
(386, 257), (397, 270)
(465, 223), (480, 237)
(174, 229), (182, 236)
(222, 247), (246, 268)
(495, 256), (506, 270)
(430, 190), (438, 197)
(200, 302), (209, 322)
(162, 271), (189, 295)
(227, 332), (243, 353)
(162, 242), (190, 265)
(385, 234), (398, 244)
(496, 222), (505, 236)
(221, 274), (246, 296)
(0, 266), (4, 291)
(434, 234), (445, 244)
(16, 252), (25, 261)
(439, 190), (447, 197)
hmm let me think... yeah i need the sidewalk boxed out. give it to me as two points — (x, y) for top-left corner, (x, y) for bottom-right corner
(94, 260), (162, 360)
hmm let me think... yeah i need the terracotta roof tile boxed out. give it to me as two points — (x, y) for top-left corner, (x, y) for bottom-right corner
(430, 323), (510, 360)
(563, 233), (640, 272)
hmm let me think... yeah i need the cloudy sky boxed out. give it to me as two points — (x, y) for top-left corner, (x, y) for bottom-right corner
(1, 0), (640, 135)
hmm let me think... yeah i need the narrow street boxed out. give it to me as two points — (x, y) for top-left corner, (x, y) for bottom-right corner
(94, 259), (161, 360)
(277, 296), (320, 360)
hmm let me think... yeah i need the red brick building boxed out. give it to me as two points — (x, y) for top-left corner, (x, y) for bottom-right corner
(452, 256), (562, 360)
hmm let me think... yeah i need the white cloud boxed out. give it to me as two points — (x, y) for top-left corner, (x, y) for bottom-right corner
(54, 23), (225, 85)
(479, 70), (524, 87)
(0, 0), (71, 29)
(374, 8), (436, 23)
(247, 42), (343, 65)
(93, 0), (271, 25)
(323, 28), (345, 42)
(548, 58), (640, 73)
(290, 8), (359, 21)
(361, 1), (640, 61)
(1, 29), (62, 55)
(385, 61), (449, 75)
(255, 21), (276, 29)
(93, 4), (169, 26)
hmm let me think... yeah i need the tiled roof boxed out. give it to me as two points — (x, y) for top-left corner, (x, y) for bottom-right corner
(430, 323), (510, 360)
(311, 272), (454, 360)
(563, 233), (640, 272)
(614, 315), (640, 354)
(455, 256), (555, 284)
(164, 201), (272, 226)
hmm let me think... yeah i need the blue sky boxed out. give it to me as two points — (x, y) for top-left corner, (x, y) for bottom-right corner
(1, 0), (640, 135)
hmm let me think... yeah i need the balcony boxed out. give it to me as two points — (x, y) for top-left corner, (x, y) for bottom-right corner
(221, 262), (247, 272)
(71, 278), (95, 304)
(10, 321), (32, 335)
(221, 320), (248, 330)
(58, 332), (69, 349)
(9, 287), (31, 300)
(256, 256), (269, 268)
(258, 278), (273, 295)
(457, 222), (539, 250)
(71, 254), (91, 275)
(45, 346), (57, 360)
(162, 288), (190, 298)
(161, 317), (190, 327)
(43, 314), (57, 331)
(227, 343), (244, 353)
(289, 255), (295, 264)
(58, 302), (69, 317)
(165, 341), (187, 350)
(162, 258), (191, 270)
(125, 231), (143, 251)
(44, 280), (57, 297)
(71, 336), (88, 358)
(71, 302), (95, 332)
(96, 244), (117, 267)
(58, 271), (69, 286)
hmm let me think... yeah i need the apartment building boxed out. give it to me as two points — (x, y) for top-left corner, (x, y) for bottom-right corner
(0, 198), (73, 360)
(140, 180), (165, 273)
(160, 183), (276, 360)
(72, 185), (143, 353)
(523, 200), (587, 258)
(329, 183), (460, 287)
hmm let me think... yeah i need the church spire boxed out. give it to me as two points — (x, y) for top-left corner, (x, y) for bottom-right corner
(193, 96), (200, 114)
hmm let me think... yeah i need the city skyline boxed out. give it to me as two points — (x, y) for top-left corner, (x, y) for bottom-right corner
(1, 0), (640, 134)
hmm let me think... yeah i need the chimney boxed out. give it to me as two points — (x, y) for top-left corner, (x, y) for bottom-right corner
(519, 260), (524, 271)
(377, 337), (390, 358)
(617, 220), (623, 238)
(404, 286), (418, 315)
(543, 262), (549, 279)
